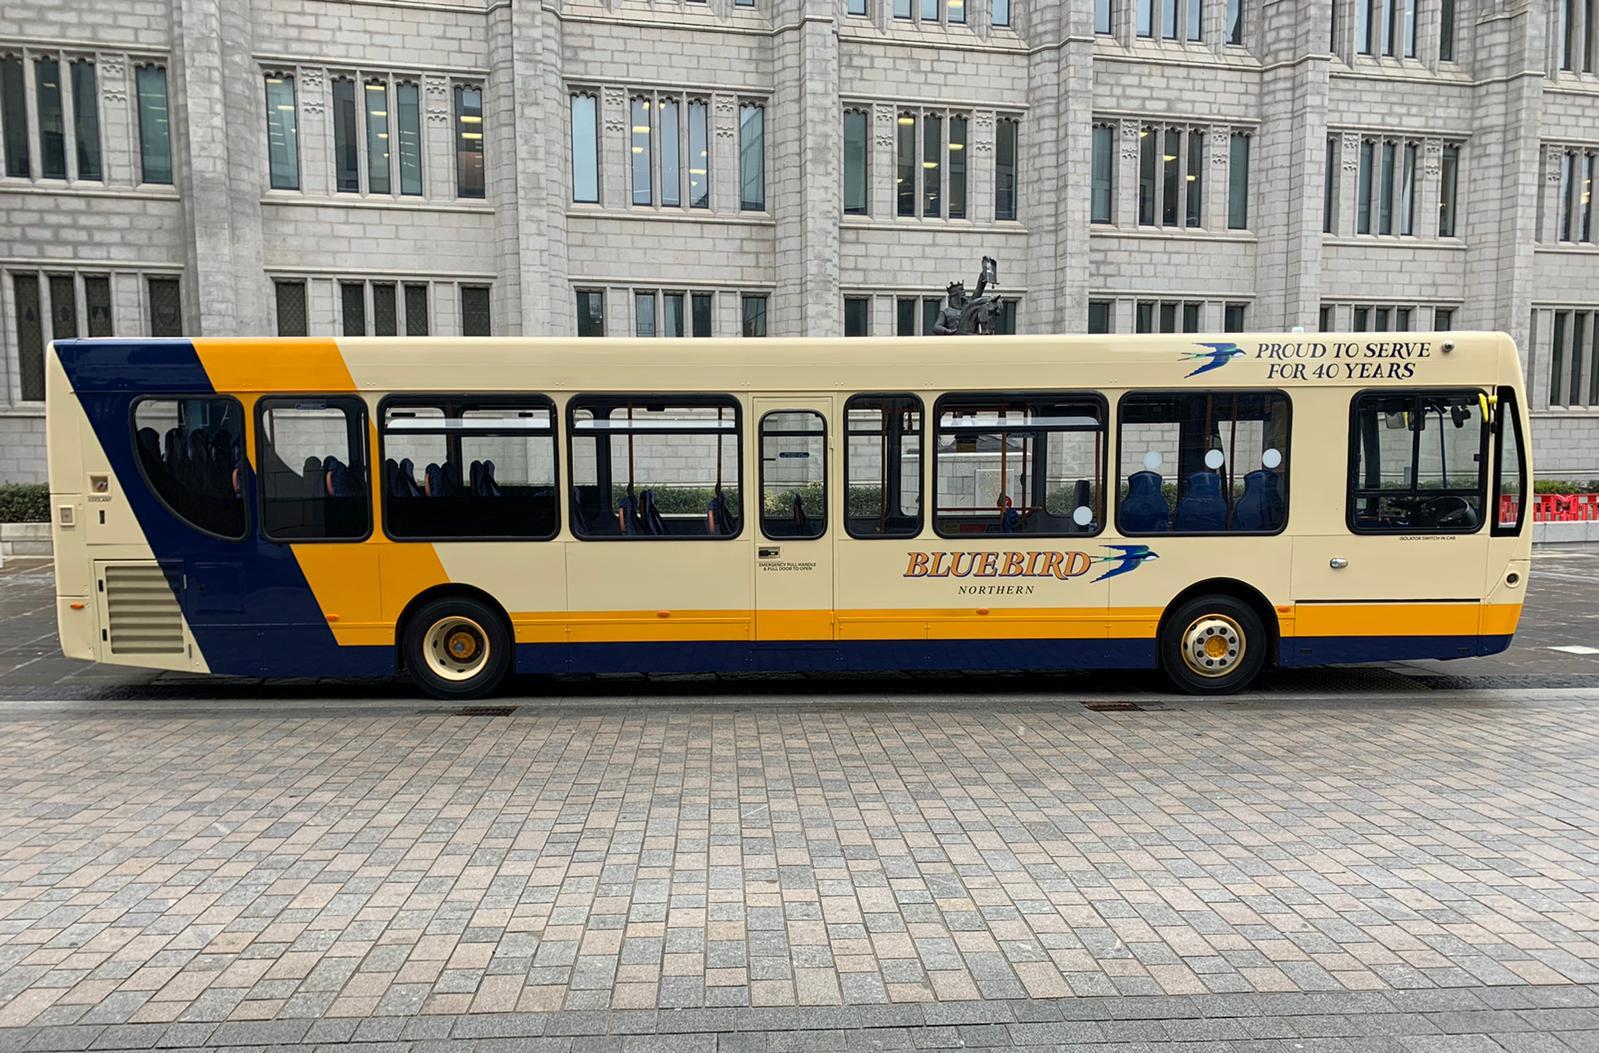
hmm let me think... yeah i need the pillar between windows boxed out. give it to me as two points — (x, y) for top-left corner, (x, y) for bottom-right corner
(871, 104), (895, 219)
(1116, 119), (1141, 227)
(1540, 142), (1567, 244)
(711, 93), (741, 214)
(971, 109), (996, 225)
(599, 87), (628, 211)
(1336, 131), (1361, 236)
(1205, 124), (1230, 233)
(1416, 0), (1441, 68)
(297, 69), (332, 198)
(1417, 137), (1443, 239)
(98, 58), (133, 190)
(423, 76), (452, 205)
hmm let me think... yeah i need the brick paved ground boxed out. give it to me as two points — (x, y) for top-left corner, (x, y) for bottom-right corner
(1, 554), (1598, 1049)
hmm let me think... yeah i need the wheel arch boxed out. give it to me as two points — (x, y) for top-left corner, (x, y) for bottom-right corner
(1157, 578), (1282, 668)
(395, 583), (514, 673)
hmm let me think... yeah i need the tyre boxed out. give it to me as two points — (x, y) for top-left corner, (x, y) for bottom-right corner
(402, 596), (512, 700)
(1158, 594), (1267, 695)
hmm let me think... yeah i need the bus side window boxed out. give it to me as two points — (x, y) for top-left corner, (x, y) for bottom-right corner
(567, 397), (742, 540)
(381, 399), (559, 540)
(1349, 390), (1487, 534)
(1116, 392), (1291, 536)
(1492, 387), (1527, 537)
(933, 395), (1104, 538)
(844, 395), (923, 539)
(131, 396), (248, 539)
(258, 397), (371, 541)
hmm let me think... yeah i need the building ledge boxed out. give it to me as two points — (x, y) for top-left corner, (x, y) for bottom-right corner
(1323, 236), (1468, 251)
(261, 193), (495, 215)
(0, 182), (180, 202)
(1090, 226), (1257, 244)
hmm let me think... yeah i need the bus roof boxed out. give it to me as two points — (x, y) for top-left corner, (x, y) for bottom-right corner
(50, 332), (1521, 397)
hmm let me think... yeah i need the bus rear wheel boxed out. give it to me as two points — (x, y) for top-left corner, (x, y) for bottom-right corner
(403, 597), (511, 700)
(1158, 595), (1266, 695)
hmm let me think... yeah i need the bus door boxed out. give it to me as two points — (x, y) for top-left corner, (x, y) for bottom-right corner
(751, 399), (836, 647)
(1290, 389), (1494, 660)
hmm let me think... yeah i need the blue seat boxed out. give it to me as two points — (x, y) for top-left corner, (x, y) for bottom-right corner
(1233, 469), (1285, 531)
(1173, 470), (1228, 532)
(323, 456), (353, 498)
(639, 490), (668, 534)
(479, 459), (502, 497)
(707, 489), (736, 535)
(1120, 470), (1169, 532)
(616, 493), (639, 535)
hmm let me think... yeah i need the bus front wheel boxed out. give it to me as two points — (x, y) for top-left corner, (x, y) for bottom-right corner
(403, 597), (512, 700)
(1158, 595), (1266, 695)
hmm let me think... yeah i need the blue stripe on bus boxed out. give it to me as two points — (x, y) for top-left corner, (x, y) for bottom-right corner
(56, 339), (388, 679)
(1278, 634), (1512, 667)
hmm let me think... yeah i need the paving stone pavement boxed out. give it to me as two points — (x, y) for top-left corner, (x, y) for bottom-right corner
(1, 555), (1599, 1048)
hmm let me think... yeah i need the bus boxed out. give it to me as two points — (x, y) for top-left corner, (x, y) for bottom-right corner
(45, 332), (1530, 699)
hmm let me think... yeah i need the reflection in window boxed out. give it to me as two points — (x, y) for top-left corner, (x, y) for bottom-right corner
(571, 93), (599, 203)
(689, 99), (709, 207)
(454, 84), (484, 198)
(258, 398), (370, 540)
(365, 80), (390, 194)
(397, 81), (422, 195)
(1228, 133), (1250, 229)
(2, 55), (29, 178)
(897, 113), (916, 217)
(70, 60), (101, 181)
(1494, 390), (1526, 536)
(660, 98), (681, 207)
(265, 74), (299, 190)
(761, 411), (826, 539)
(741, 293), (767, 337)
(1440, 143), (1460, 237)
(635, 291), (657, 337)
(631, 96), (652, 205)
(739, 102), (765, 210)
(133, 397), (247, 538)
(1350, 391), (1486, 533)
(995, 117), (1018, 220)
(844, 109), (869, 215)
(663, 292), (685, 338)
(845, 395), (922, 538)
(577, 290), (605, 336)
(136, 66), (172, 184)
(949, 115), (967, 218)
(1091, 125), (1115, 224)
(331, 77), (358, 192)
(1118, 392), (1291, 534)
(923, 113), (942, 217)
(934, 396), (1104, 538)
(568, 399), (741, 538)
(384, 399), (558, 539)
(35, 58), (66, 179)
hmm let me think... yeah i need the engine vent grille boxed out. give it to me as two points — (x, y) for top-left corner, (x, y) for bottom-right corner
(104, 564), (185, 656)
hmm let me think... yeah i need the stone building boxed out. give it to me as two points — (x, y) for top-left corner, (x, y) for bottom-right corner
(1, 0), (1597, 484)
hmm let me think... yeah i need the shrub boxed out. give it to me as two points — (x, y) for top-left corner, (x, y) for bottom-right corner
(1532, 479), (1599, 495)
(0, 483), (49, 523)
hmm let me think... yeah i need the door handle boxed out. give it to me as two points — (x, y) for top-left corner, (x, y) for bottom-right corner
(759, 547), (780, 559)
(1329, 557), (1349, 570)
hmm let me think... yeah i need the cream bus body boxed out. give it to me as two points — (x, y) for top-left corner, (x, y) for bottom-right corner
(46, 332), (1531, 697)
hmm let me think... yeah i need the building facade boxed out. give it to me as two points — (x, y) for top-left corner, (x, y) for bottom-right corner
(2, 0), (1598, 484)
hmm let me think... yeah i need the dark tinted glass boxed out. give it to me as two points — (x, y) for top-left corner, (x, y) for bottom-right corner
(133, 397), (247, 539)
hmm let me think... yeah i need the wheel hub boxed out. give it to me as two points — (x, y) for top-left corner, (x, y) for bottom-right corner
(423, 617), (491, 682)
(1181, 615), (1244, 678)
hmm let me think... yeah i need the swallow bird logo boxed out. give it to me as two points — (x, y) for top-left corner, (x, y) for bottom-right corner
(1091, 545), (1160, 583)
(1181, 341), (1247, 378)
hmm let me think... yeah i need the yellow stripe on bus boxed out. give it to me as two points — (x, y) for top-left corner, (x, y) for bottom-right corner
(193, 338), (357, 393)
(276, 601), (1524, 648)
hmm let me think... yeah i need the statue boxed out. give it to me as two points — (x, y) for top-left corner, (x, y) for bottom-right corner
(932, 257), (1002, 335)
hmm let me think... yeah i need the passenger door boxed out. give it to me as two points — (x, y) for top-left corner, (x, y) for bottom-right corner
(1290, 389), (1493, 661)
(752, 398), (836, 645)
